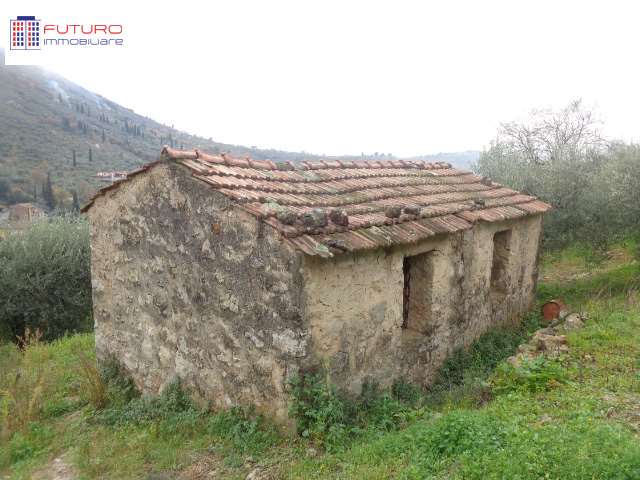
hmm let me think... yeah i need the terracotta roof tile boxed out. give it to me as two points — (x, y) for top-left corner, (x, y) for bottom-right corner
(81, 146), (551, 256)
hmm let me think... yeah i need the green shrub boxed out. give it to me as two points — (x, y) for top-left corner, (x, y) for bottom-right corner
(0, 215), (92, 342)
(358, 381), (411, 432)
(2, 421), (54, 466)
(423, 411), (507, 457)
(288, 373), (417, 452)
(99, 357), (139, 407)
(491, 356), (568, 395)
(94, 379), (194, 426)
(206, 406), (279, 455)
(288, 372), (351, 449)
(391, 378), (422, 406)
(425, 317), (540, 406)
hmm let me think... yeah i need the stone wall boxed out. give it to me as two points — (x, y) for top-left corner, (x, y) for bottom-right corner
(87, 159), (543, 420)
(301, 215), (543, 393)
(87, 161), (306, 422)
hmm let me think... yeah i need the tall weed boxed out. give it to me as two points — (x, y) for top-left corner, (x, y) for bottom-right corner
(0, 329), (47, 441)
(75, 349), (107, 409)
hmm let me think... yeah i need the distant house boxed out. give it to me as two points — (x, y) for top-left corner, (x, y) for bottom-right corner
(95, 171), (128, 183)
(83, 146), (551, 423)
(8, 203), (45, 224)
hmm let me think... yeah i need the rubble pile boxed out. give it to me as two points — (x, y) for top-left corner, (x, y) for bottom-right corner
(508, 302), (586, 367)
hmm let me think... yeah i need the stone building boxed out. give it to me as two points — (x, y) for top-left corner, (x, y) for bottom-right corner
(82, 146), (550, 422)
(8, 202), (45, 225)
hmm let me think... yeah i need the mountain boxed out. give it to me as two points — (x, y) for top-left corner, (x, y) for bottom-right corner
(0, 54), (337, 208)
(0, 50), (480, 210)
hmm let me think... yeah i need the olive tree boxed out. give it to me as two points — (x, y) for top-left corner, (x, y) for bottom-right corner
(0, 215), (93, 342)
(475, 100), (638, 250)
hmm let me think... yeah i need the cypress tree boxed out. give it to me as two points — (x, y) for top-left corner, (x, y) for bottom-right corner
(43, 173), (55, 210)
(72, 190), (80, 212)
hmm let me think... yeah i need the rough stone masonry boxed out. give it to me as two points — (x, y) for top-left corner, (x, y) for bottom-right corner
(83, 147), (550, 423)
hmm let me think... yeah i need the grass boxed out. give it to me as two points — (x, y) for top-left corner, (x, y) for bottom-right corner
(0, 336), (282, 479)
(1, 243), (640, 478)
(286, 272), (640, 479)
(540, 236), (639, 284)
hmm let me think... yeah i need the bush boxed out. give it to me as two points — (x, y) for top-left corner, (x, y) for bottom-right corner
(288, 372), (351, 449)
(425, 316), (540, 406)
(206, 406), (279, 455)
(98, 356), (139, 407)
(4, 422), (55, 465)
(391, 378), (422, 406)
(0, 215), (92, 342)
(288, 373), (418, 451)
(94, 379), (195, 427)
(423, 410), (507, 457)
(491, 356), (568, 395)
(288, 318), (547, 450)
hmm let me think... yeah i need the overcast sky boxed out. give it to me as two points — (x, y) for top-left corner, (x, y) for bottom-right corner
(2, 0), (640, 156)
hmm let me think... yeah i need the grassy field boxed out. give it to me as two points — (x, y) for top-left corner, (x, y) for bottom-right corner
(1, 245), (639, 479)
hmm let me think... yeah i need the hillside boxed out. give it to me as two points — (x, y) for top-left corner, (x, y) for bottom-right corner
(0, 54), (335, 208)
(0, 50), (480, 210)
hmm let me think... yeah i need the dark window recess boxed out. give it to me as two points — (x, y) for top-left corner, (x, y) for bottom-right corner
(490, 230), (511, 297)
(402, 257), (411, 329)
(401, 251), (435, 333)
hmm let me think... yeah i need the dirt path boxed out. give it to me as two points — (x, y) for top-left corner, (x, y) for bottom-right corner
(31, 455), (77, 480)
